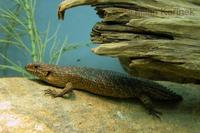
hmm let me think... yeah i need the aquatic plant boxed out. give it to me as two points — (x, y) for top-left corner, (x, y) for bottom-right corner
(0, 2), (21, 75)
(0, 0), (80, 76)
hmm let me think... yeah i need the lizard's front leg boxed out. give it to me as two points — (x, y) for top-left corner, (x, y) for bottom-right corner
(45, 82), (74, 97)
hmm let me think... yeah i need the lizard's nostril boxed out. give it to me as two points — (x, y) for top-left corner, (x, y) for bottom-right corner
(25, 64), (29, 69)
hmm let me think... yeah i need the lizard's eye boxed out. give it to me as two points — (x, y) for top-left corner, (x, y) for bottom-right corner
(34, 65), (39, 69)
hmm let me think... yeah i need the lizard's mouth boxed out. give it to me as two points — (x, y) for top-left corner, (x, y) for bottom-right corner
(25, 64), (37, 73)
(25, 63), (49, 77)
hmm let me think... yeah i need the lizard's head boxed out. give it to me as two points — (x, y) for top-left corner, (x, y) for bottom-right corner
(25, 63), (69, 87)
(25, 63), (56, 79)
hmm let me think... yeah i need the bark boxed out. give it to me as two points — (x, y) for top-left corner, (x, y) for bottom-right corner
(58, 0), (200, 83)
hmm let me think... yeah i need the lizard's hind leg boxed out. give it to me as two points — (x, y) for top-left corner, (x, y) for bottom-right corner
(45, 82), (74, 98)
(139, 94), (162, 119)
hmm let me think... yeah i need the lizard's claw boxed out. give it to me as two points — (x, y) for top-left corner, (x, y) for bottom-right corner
(44, 89), (60, 98)
(149, 109), (162, 120)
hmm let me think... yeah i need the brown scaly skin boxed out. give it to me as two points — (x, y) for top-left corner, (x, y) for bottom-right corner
(25, 63), (182, 119)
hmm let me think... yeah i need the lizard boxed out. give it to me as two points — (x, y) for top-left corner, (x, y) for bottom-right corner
(25, 63), (182, 118)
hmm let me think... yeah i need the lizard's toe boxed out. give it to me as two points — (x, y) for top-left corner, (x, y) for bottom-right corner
(44, 89), (60, 98)
(149, 109), (162, 120)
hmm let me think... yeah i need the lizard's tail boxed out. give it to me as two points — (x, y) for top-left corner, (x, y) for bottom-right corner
(155, 87), (183, 102)
(165, 90), (183, 102)
(146, 82), (183, 102)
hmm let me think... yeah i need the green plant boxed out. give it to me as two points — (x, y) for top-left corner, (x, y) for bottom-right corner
(0, 2), (21, 75)
(0, 0), (81, 76)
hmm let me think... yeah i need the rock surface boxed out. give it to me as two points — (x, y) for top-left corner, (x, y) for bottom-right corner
(0, 77), (200, 133)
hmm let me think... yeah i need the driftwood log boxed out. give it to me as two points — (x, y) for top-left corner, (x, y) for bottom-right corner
(58, 0), (200, 84)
